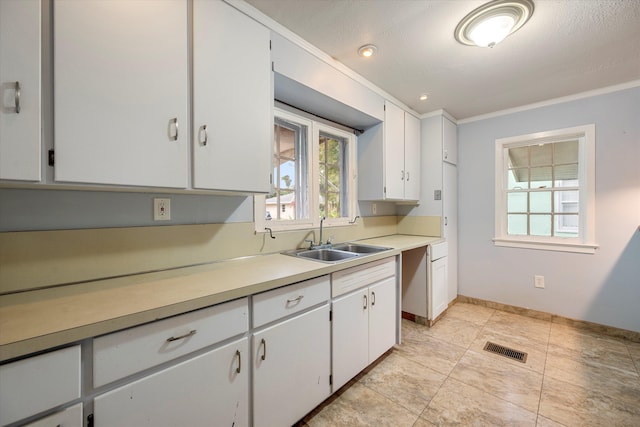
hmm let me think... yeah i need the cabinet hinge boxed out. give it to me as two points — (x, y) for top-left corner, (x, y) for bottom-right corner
(271, 61), (274, 72)
(269, 173), (273, 185)
(383, 186), (386, 195)
(329, 310), (332, 321)
(269, 39), (272, 50)
(48, 149), (55, 166)
(87, 413), (94, 427)
(329, 374), (333, 385)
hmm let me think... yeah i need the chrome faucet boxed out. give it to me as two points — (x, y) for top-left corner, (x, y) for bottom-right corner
(319, 216), (326, 247)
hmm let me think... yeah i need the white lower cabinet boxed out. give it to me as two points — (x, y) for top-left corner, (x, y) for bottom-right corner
(94, 337), (248, 427)
(332, 258), (397, 391)
(253, 304), (331, 427)
(22, 403), (82, 427)
(0, 345), (81, 426)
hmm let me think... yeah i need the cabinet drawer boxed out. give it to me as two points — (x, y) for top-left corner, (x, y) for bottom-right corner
(253, 275), (330, 327)
(23, 403), (83, 427)
(0, 345), (81, 426)
(94, 297), (248, 387)
(332, 257), (395, 297)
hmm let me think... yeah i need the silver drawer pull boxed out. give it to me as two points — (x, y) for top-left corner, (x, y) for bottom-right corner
(260, 338), (267, 360)
(199, 124), (208, 146)
(15, 81), (21, 114)
(168, 117), (179, 141)
(235, 349), (241, 374)
(286, 295), (304, 304)
(166, 329), (196, 342)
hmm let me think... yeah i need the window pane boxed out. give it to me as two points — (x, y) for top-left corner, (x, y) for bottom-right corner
(508, 168), (529, 189)
(507, 214), (527, 235)
(554, 190), (579, 213)
(327, 192), (340, 218)
(530, 167), (552, 188)
(507, 192), (527, 213)
(530, 214), (552, 236)
(507, 146), (529, 168)
(554, 140), (579, 164)
(554, 214), (579, 237)
(530, 191), (552, 213)
(530, 144), (552, 166)
(554, 165), (579, 184)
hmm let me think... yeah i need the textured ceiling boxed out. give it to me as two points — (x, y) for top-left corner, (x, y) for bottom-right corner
(245, 0), (640, 119)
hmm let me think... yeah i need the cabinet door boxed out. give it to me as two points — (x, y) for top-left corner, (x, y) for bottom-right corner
(444, 162), (458, 303)
(94, 338), (249, 427)
(23, 403), (82, 427)
(368, 277), (397, 362)
(383, 101), (405, 200)
(0, 0), (41, 181)
(331, 288), (369, 390)
(193, 0), (271, 192)
(253, 305), (330, 427)
(443, 116), (457, 164)
(54, 0), (188, 188)
(430, 257), (448, 320)
(404, 112), (421, 201)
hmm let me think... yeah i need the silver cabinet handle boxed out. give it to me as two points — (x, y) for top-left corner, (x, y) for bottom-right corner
(363, 294), (368, 310)
(260, 338), (267, 360)
(406, 171), (410, 182)
(168, 117), (179, 141)
(401, 170), (405, 181)
(14, 81), (21, 114)
(235, 349), (241, 374)
(199, 124), (208, 146)
(286, 295), (304, 304)
(166, 329), (196, 342)
(371, 291), (376, 306)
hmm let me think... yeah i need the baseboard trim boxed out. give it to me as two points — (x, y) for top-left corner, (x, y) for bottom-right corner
(457, 295), (640, 343)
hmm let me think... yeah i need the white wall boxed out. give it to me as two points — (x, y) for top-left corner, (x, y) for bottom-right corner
(458, 87), (640, 332)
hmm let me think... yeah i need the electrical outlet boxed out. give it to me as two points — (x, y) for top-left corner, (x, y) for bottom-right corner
(534, 275), (545, 289)
(153, 198), (171, 221)
(371, 203), (377, 215)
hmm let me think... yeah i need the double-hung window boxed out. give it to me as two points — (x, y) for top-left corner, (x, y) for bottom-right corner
(494, 124), (597, 253)
(255, 107), (357, 232)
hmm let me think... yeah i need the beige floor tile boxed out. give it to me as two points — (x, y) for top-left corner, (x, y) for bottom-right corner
(484, 310), (551, 346)
(412, 417), (436, 427)
(535, 415), (567, 427)
(359, 351), (446, 415)
(625, 340), (640, 373)
(544, 354), (640, 408)
(421, 378), (537, 426)
(420, 316), (482, 348)
(395, 334), (466, 376)
(469, 329), (548, 374)
(444, 302), (496, 326)
(304, 382), (418, 427)
(548, 323), (636, 374)
(539, 376), (640, 427)
(449, 349), (543, 412)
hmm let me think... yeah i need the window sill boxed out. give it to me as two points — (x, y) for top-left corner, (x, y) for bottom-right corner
(493, 238), (598, 254)
(258, 219), (356, 234)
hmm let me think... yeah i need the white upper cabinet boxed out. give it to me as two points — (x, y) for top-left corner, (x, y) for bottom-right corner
(404, 112), (421, 200)
(359, 101), (421, 201)
(443, 116), (457, 164)
(53, 0), (189, 188)
(192, 0), (272, 193)
(0, 0), (41, 182)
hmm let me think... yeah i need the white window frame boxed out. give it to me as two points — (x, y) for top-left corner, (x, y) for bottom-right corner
(255, 108), (357, 233)
(494, 124), (598, 254)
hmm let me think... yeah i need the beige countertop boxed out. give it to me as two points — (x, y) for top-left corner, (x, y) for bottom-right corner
(0, 234), (441, 362)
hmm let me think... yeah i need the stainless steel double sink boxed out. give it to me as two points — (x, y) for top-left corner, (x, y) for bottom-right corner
(283, 243), (392, 263)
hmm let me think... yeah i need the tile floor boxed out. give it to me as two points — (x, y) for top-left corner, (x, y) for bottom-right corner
(298, 303), (640, 426)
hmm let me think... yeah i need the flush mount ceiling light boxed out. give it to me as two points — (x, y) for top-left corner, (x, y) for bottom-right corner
(455, 0), (534, 48)
(358, 44), (378, 58)
(419, 94), (429, 101)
